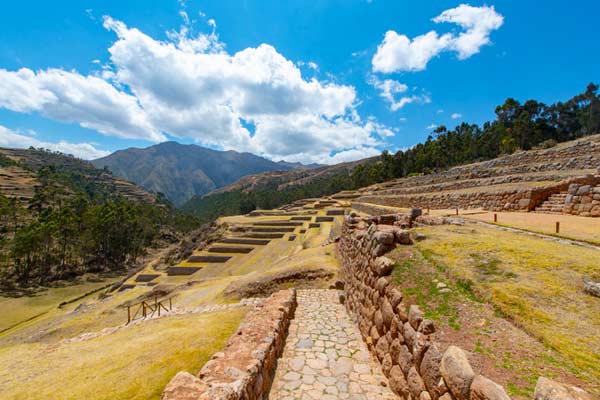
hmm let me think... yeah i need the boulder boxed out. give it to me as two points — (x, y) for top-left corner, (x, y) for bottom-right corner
(397, 344), (414, 376)
(376, 336), (390, 362)
(373, 256), (395, 276)
(534, 377), (594, 400)
(389, 365), (410, 398)
(162, 372), (208, 400)
(396, 229), (413, 245)
(413, 233), (427, 242)
(404, 321), (417, 349)
(583, 280), (600, 297)
(409, 305), (424, 330)
(375, 277), (389, 294)
(419, 319), (436, 335)
(374, 310), (384, 335)
(382, 298), (395, 328)
(407, 366), (427, 398)
(440, 345), (475, 400)
(375, 231), (396, 245)
(470, 375), (510, 400)
(420, 345), (444, 400)
(388, 288), (404, 308)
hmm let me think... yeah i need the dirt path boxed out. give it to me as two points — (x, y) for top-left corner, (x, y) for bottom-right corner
(268, 289), (395, 400)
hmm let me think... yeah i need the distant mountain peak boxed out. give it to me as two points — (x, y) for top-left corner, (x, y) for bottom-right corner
(91, 142), (297, 206)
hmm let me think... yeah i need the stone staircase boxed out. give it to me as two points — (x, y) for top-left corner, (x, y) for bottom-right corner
(534, 192), (568, 214)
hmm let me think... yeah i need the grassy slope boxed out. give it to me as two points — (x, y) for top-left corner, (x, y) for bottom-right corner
(0, 207), (343, 399)
(0, 308), (247, 400)
(415, 224), (600, 386)
(0, 275), (123, 333)
(388, 247), (590, 398)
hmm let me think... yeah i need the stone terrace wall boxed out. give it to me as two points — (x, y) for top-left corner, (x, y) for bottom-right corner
(161, 289), (297, 400)
(565, 180), (600, 217)
(338, 213), (592, 400)
(359, 137), (600, 192)
(356, 174), (600, 215)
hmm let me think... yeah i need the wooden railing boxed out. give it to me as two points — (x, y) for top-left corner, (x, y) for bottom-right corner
(126, 296), (174, 324)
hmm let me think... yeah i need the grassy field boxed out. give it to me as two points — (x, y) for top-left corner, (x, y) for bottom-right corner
(415, 224), (600, 388)
(0, 275), (123, 334)
(0, 308), (247, 400)
(460, 211), (600, 245)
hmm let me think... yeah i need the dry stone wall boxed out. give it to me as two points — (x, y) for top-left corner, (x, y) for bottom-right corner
(161, 289), (297, 400)
(564, 180), (600, 217)
(356, 174), (600, 216)
(338, 213), (592, 400)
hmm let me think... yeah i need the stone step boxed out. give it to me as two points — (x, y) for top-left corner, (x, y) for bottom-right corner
(535, 207), (564, 212)
(253, 221), (304, 226)
(207, 246), (254, 254)
(187, 255), (232, 263)
(315, 216), (334, 222)
(326, 209), (346, 216)
(244, 233), (285, 239)
(220, 238), (270, 245)
(135, 274), (160, 282)
(251, 227), (296, 233)
(167, 266), (201, 276)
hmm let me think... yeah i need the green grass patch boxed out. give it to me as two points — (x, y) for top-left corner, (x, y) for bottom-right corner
(392, 253), (461, 330)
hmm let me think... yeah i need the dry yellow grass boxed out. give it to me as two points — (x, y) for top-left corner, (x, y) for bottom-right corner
(0, 275), (123, 334)
(0, 308), (248, 400)
(461, 211), (600, 245)
(416, 224), (600, 386)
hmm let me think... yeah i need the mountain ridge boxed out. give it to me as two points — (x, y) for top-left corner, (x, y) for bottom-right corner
(91, 141), (320, 206)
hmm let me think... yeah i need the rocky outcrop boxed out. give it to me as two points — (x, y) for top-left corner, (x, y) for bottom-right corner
(338, 212), (594, 400)
(161, 289), (297, 400)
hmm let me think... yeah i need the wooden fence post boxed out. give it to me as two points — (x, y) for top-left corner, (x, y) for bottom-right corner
(494, 213), (497, 223)
(169, 297), (172, 310)
(142, 302), (146, 318)
(456, 208), (459, 215)
(127, 305), (131, 324)
(556, 221), (560, 233)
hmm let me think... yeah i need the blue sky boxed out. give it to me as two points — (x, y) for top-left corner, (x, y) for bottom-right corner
(0, 0), (598, 163)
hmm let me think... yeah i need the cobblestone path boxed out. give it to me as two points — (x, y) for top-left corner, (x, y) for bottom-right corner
(268, 289), (395, 400)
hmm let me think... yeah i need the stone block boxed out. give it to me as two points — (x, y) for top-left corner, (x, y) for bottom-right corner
(409, 304), (424, 330)
(440, 345), (475, 400)
(470, 375), (510, 400)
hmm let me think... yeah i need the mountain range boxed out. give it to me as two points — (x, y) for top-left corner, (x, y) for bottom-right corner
(91, 142), (319, 206)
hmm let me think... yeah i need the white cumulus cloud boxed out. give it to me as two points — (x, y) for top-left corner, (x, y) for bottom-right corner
(369, 76), (430, 111)
(451, 113), (462, 119)
(0, 68), (163, 141)
(372, 4), (503, 73)
(0, 15), (393, 165)
(0, 125), (110, 159)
